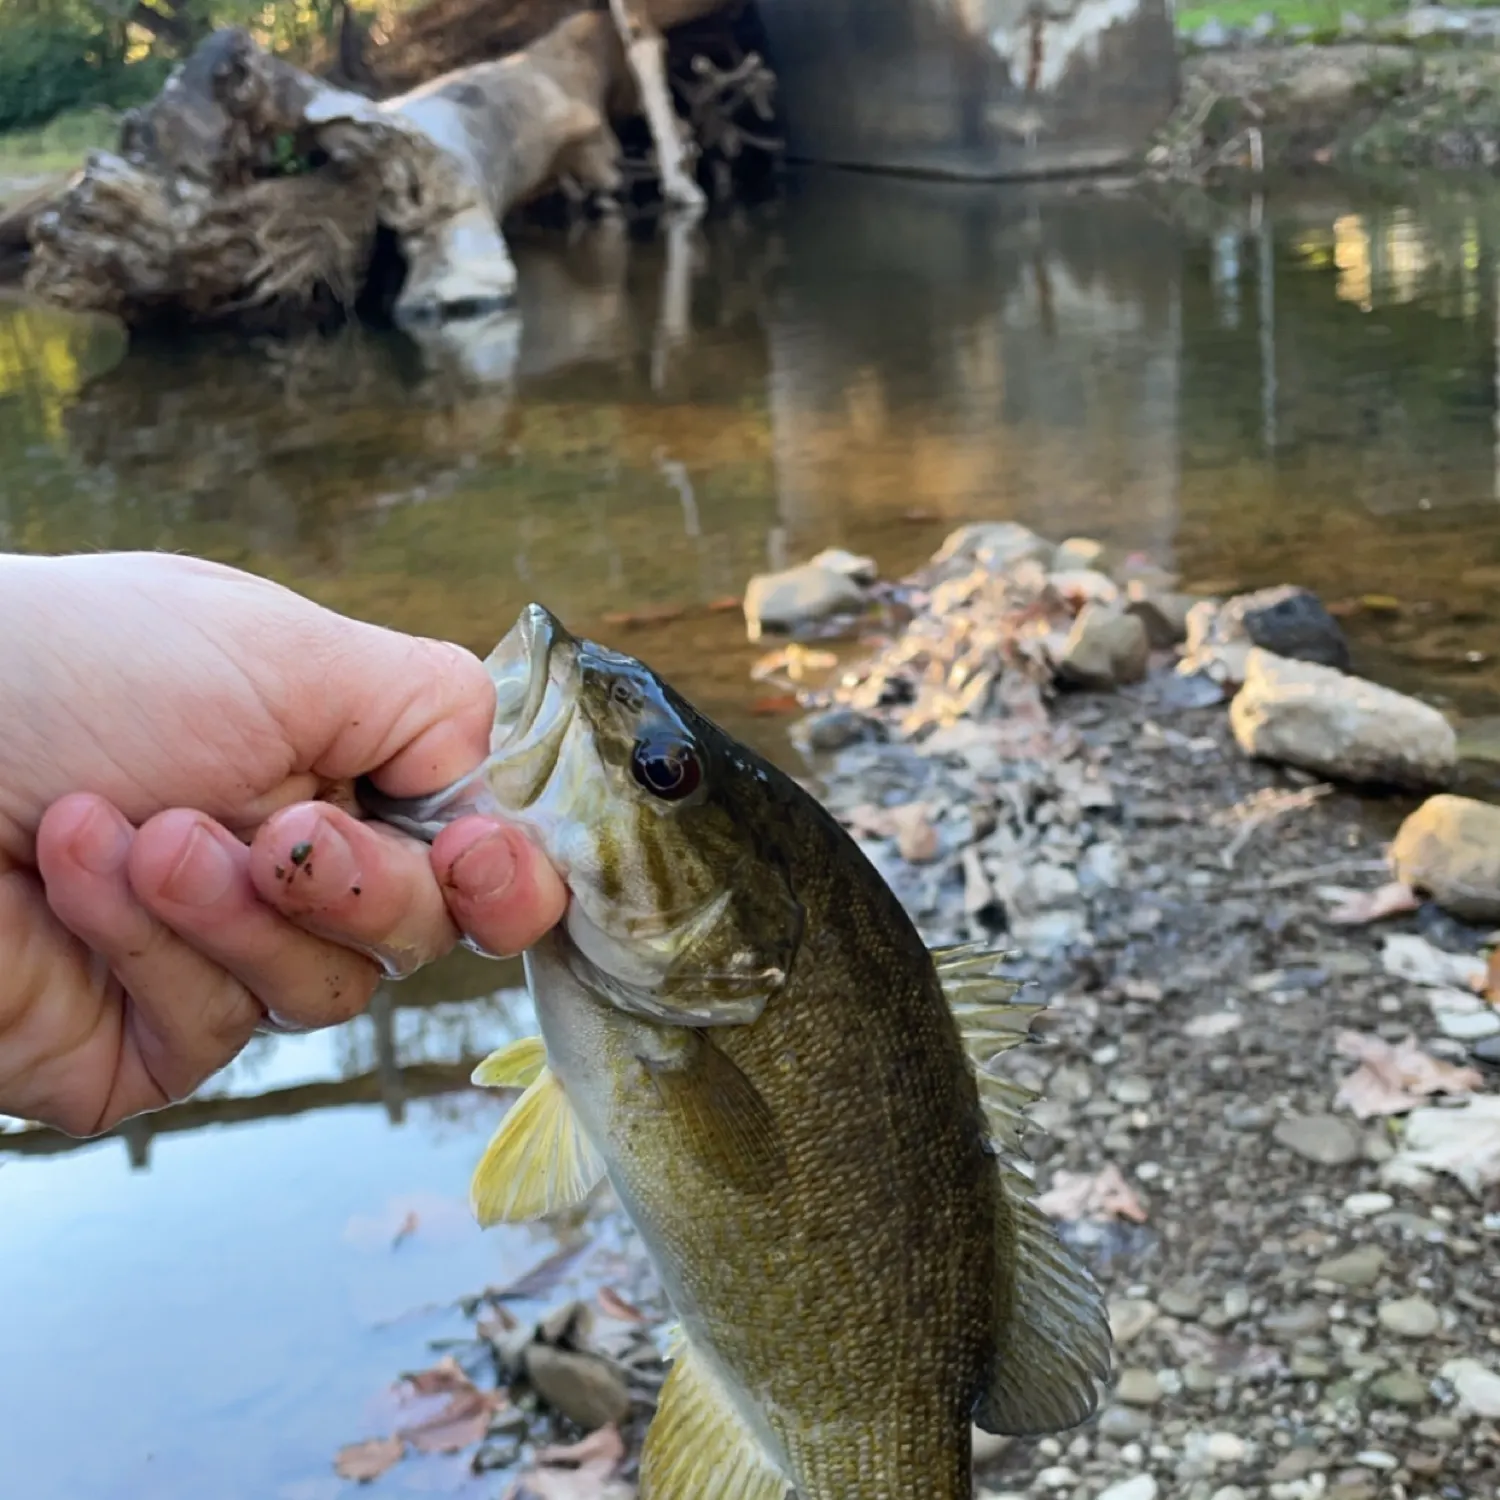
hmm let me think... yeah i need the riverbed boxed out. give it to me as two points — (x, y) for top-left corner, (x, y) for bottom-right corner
(5, 165), (1500, 1499)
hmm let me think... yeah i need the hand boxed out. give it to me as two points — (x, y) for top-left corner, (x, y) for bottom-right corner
(0, 552), (567, 1136)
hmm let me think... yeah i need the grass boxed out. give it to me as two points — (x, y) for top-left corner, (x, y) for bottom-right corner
(0, 107), (119, 181)
(1176, 0), (1405, 33)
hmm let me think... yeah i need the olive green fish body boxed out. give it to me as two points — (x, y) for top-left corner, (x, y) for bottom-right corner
(360, 604), (1112, 1500)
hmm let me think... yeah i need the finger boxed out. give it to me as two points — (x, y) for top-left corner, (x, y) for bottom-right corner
(248, 802), (459, 979)
(128, 808), (381, 1031)
(432, 817), (568, 959)
(33, 794), (259, 1128)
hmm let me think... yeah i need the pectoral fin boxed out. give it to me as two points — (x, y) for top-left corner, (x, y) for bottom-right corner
(638, 1032), (786, 1197)
(469, 1054), (606, 1228)
(640, 1331), (790, 1500)
(975, 1178), (1112, 1435)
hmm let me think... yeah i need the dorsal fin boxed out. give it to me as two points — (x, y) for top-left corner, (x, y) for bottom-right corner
(469, 1039), (607, 1227)
(639, 1328), (790, 1500)
(932, 944), (1114, 1434)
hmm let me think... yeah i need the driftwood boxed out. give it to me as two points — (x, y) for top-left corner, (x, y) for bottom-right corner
(21, 0), (778, 331)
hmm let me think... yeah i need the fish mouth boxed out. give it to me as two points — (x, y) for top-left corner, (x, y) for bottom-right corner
(489, 601), (564, 751)
(354, 602), (573, 840)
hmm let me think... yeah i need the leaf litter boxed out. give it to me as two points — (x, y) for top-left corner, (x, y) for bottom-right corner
(1333, 1030), (1483, 1118)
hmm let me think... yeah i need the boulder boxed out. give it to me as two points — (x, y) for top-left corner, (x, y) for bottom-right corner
(930, 522), (1053, 575)
(1124, 580), (1193, 648)
(1221, 584), (1350, 671)
(1049, 568), (1120, 610)
(1057, 604), (1150, 690)
(743, 564), (864, 641)
(1390, 794), (1500, 921)
(807, 546), (877, 584)
(1177, 599), (1252, 687)
(1230, 649), (1456, 788)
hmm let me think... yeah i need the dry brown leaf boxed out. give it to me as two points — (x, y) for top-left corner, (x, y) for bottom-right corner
(1334, 1030), (1484, 1119)
(508, 1425), (629, 1499)
(596, 1286), (648, 1324)
(892, 802), (940, 864)
(1034, 1164), (1147, 1224)
(397, 1387), (506, 1454)
(334, 1436), (405, 1482)
(1324, 881), (1421, 926)
(401, 1355), (471, 1396)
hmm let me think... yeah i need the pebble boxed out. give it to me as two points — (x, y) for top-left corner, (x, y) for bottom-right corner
(1353, 1450), (1397, 1470)
(1440, 1356), (1500, 1417)
(1097, 1477), (1157, 1500)
(1115, 1367), (1163, 1407)
(1110, 1076), (1153, 1105)
(1416, 1414), (1462, 1439)
(1159, 1281), (1205, 1319)
(1315, 1245), (1386, 1287)
(1273, 1113), (1362, 1165)
(1264, 1303), (1328, 1339)
(1098, 1404), (1153, 1440)
(1371, 1368), (1429, 1406)
(1034, 1465), (1077, 1489)
(1210, 1489), (1248, 1500)
(1206, 1432), (1248, 1463)
(1341, 1190), (1394, 1217)
(1378, 1296), (1441, 1339)
(1109, 1299), (1158, 1347)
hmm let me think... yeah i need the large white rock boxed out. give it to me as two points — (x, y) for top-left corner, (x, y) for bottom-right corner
(930, 522), (1053, 574)
(1229, 649), (1456, 788)
(1390, 793), (1500, 921)
(742, 564), (864, 641)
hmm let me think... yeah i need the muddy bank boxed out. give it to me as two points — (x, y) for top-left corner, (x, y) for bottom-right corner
(1154, 37), (1500, 179)
(346, 533), (1500, 1497)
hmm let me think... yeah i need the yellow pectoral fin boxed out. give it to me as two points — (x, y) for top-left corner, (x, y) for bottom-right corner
(469, 1064), (606, 1228)
(471, 1035), (548, 1090)
(638, 1032), (786, 1197)
(640, 1335), (789, 1500)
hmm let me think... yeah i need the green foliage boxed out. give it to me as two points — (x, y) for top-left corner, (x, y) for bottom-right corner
(0, 2), (171, 133)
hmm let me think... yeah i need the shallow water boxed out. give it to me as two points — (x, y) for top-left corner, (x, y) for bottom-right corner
(7, 166), (1500, 1497)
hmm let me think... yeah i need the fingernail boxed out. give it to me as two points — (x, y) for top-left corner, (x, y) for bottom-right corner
(71, 803), (130, 876)
(450, 829), (517, 901)
(161, 823), (237, 907)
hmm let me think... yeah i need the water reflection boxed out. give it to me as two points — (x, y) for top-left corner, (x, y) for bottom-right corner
(12, 169), (1500, 1498)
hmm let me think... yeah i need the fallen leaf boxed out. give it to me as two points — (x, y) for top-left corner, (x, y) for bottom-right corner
(397, 1386), (506, 1454)
(891, 802), (940, 863)
(1334, 1031), (1484, 1119)
(748, 694), (801, 715)
(1034, 1164), (1147, 1224)
(334, 1436), (405, 1482)
(507, 1425), (629, 1499)
(596, 1286), (648, 1324)
(1388, 1095), (1500, 1195)
(600, 605), (686, 629)
(1322, 880), (1421, 926)
(402, 1355), (471, 1396)
(1381, 934), (1487, 991)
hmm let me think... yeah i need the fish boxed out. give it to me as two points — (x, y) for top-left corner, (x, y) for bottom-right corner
(357, 602), (1111, 1500)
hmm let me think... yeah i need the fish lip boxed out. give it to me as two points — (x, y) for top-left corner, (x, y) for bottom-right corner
(493, 602), (564, 750)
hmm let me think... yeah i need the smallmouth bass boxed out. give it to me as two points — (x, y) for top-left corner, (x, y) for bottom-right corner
(360, 603), (1111, 1500)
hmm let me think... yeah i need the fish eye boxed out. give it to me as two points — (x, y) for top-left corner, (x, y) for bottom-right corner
(630, 735), (702, 801)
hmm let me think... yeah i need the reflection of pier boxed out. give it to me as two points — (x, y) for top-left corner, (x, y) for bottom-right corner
(0, 960), (534, 1169)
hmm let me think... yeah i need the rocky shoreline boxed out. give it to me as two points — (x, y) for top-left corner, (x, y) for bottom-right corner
(1154, 21), (1500, 180)
(339, 527), (1500, 1498)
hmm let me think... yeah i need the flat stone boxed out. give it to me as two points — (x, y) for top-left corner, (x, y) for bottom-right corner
(1269, 1449), (1325, 1481)
(1416, 1414), (1462, 1439)
(1097, 1477), (1158, 1500)
(1316, 1245), (1386, 1287)
(1052, 536), (1107, 572)
(1341, 1191), (1394, 1217)
(1058, 603), (1149, 690)
(1115, 1367), (1163, 1407)
(1110, 1076), (1153, 1106)
(1125, 581), (1193, 647)
(1231, 649), (1456, 789)
(1391, 794), (1500, 922)
(1290, 1353), (1331, 1378)
(931, 522), (1052, 575)
(1370, 1368), (1429, 1407)
(1109, 1298), (1159, 1347)
(1098, 1404), (1153, 1440)
(1441, 1356), (1500, 1417)
(1377, 1297), (1441, 1339)
(743, 563), (864, 641)
(1273, 1113), (1362, 1165)
(1264, 1303), (1329, 1339)
(1159, 1281), (1205, 1320)
(1206, 1432), (1248, 1463)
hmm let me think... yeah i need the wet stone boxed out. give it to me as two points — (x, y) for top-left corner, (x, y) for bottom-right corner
(1115, 1367), (1163, 1406)
(1098, 1404), (1154, 1440)
(1159, 1281), (1205, 1320)
(1377, 1296), (1441, 1339)
(1315, 1245), (1386, 1287)
(1273, 1113), (1362, 1165)
(1370, 1368), (1430, 1407)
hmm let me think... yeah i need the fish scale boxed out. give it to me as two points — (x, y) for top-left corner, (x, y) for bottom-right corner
(358, 602), (1112, 1500)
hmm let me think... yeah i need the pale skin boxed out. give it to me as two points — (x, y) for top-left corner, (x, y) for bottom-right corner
(0, 551), (568, 1137)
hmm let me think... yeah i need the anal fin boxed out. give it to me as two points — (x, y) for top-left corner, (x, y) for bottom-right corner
(469, 1054), (606, 1228)
(640, 1332), (790, 1500)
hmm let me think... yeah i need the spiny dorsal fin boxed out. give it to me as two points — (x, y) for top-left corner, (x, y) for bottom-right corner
(974, 1194), (1113, 1435)
(933, 943), (1043, 1153)
(639, 1332), (790, 1500)
(469, 1047), (606, 1227)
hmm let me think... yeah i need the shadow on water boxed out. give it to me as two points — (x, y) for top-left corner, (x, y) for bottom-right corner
(10, 165), (1500, 1496)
